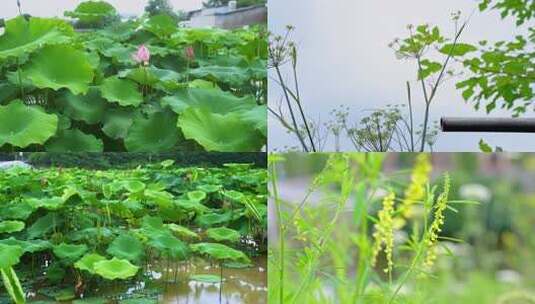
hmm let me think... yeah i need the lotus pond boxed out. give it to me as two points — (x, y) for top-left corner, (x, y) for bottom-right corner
(0, 160), (267, 303)
(0, 1), (267, 152)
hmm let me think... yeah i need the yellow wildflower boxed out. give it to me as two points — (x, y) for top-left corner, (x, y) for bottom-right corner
(371, 192), (396, 275)
(424, 173), (450, 268)
(400, 154), (432, 218)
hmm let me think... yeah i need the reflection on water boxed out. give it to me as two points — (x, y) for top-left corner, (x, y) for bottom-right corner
(157, 256), (267, 304)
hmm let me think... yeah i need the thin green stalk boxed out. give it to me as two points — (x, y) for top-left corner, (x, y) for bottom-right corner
(269, 161), (285, 304)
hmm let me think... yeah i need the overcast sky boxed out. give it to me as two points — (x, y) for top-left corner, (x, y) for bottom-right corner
(269, 0), (535, 152)
(0, 0), (203, 18)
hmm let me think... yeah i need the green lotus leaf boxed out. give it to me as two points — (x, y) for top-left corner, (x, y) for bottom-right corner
(175, 199), (209, 213)
(222, 190), (245, 202)
(147, 231), (189, 260)
(143, 14), (177, 38)
(161, 87), (256, 115)
(73, 297), (107, 304)
(45, 129), (104, 152)
(187, 190), (207, 202)
(197, 184), (221, 193)
(141, 216), (165, 233)
(0, 221), (25, 234)
(74, 253), (107, 273)
(0, 100), (58, 148)
(54, 288), (76, 301)
(119, 299), (158, 304)
(166, 224), (200, 240)
(26, 197), (64, 210)
(0, 201), (34, 221)
(53, 243), (88, 263)
(190, 243), (250, 263)
(119, 66), (182, 87)
(189, 274), (221, 283)
(240, 105), (267, 137)
(57, 88), (106, 124)
(125, 111), (179, 152)
(160, 159), (175, 168)
(144, 189), (174, 208)
(206, 227), (241, 243)
(195, 212), (232, 228)
(178, 108), (264, 152)
(102, 109), (135, 139)
(98, 20), (137, 42)
(0, 16), (73, 59)
(27, 213), (63, 240)
(123, 180), (146, 193)
(106, 234), (144, 263)
(22, 45), (94, 95)
(0, 238), (51, 253)
(93, 257), (139, 280)
(0, 244), (23, 268)
(65, 1), (117, 24)
(100, 76), (143, 107)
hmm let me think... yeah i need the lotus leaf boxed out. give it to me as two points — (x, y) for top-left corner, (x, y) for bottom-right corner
(125, 111), (179, 152)
(143, 14), (177, 38)
(148, 231), (189, 259)
(22, 45), (94, 95)
(119, 66), (182, 87)
(178, 108), (264, 152)
(100, 76), (143, 107)
(175, 199), (209, 213)
(73, 298), (107, 304)
(57, 88), (106, 124)
(0, 221), (25, 234)
(0, 100), (58, 148)
(27, 213), (62, 239)
(187, 190), (207, 202)
(0, 16), (73, 59)
(166, 224), (199, 239)
(206, 227), (241, 243)
(1, 202), (34, 221)
(189, 274), (222, 283)
(54, 288), (76, 301)
(26, 197), (64, 210)
(196, 212), (232, 228)
(65, 1), (117, 24)
(106, 234), (144, 262)
(197, 184), (221, 193)
(0, 238), (51, 253)
(52, 243), (88, 263)
(0, 244), (23, 268)
(222, 190), (245, 202)
(45, 129), (103, 152)
(190, 242), (250, 263)
(119, 299), (158, 304)
(93, 257), (139, 280)
(123, 180), (146, 193)
(74, 253), (107, 273)
(102, 109), (135, 139)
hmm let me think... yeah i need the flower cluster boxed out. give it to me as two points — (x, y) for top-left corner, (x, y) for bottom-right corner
(400, 154), (432, 218)
(424, 173), (451, 268)
(371, 192), (396, 274)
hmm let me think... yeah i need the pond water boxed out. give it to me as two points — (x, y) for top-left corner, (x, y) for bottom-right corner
(21, 256), (266, 304)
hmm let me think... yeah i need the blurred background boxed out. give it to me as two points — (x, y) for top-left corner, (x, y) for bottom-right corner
(271, 153), (535, 302)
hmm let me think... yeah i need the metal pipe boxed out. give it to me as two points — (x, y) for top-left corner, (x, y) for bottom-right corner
(441, 117), (535, 133)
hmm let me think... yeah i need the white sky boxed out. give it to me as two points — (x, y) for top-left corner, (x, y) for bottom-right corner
(269, 0), (535, 152)
(0, 0), (203, 18)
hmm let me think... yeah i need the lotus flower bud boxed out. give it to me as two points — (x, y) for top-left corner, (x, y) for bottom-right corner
(133, 44), (150, 66)
(185, 46), (195, 61)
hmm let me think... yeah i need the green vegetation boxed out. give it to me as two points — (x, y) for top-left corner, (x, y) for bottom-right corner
(269, 153), (535, 303)
(0, 160), (267, 303)
(0, 1), (267, 152)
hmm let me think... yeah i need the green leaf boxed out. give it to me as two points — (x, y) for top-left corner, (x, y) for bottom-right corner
(75, 253), (107, 273)
(27, 213), (62, 239)
(0, 100), (58, 148)
(53, 243), (88, 263)
(125, 111), (179, 152)
(22, 45), (94, 95)
(93, 257), (139, 280)
(0, 221), (25, 233)
(189, 274), (221, 283)
(57, 88), (107, 124)
(439, 43), (478, 56)
(143, 14), (177, 38)
(100, 76), (143, 107)
(0, 16), (73, 59)
(190, 242), (250, 263)
(102, 109), (135, 139)
(187, 190), (207, 202)
(206, 227), (241, 243)
(166, 224), (200, 239)
(478, 139), (493, 153)
(0, 244), (23, 268)
(26, 197), (64, 210)
(148, 231), (190, 260)
(45, 129), (104, 152)
(178, 108), (264, 152)
(106, 234), (145, 263)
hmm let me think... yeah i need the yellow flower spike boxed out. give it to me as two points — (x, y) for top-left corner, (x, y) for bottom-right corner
(371, 192), (396, 275)
(424, 173), (451, 269)
(400, 154), (432, 218)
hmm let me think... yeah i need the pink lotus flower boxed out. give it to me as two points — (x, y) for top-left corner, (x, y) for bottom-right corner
(184, 46), (195, 61)
(133, 44), (150, 66)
